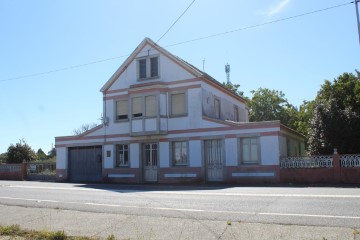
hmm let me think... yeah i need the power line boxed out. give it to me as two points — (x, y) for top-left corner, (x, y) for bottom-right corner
(156, 0), (196, 44)
(0, 55), (129, 83)
(0, 1), (352, 83)
(166, 1), (353, 47)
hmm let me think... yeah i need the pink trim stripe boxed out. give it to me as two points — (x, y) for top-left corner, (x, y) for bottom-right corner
(260, 132), (279, 137)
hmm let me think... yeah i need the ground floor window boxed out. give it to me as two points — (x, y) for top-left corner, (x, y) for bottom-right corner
(241, 137), (259, 164)
(172, 141), (188, 166)
(116, 144), (129, 167)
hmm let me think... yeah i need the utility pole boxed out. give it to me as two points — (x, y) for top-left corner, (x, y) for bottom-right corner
(356, 0), (360, 45)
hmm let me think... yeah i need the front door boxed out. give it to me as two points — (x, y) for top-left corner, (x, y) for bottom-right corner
(205, 139), (223, 182)
(143, 143), (158, 182)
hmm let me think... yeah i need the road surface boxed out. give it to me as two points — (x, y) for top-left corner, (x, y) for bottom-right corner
(0, 181), (359, 229)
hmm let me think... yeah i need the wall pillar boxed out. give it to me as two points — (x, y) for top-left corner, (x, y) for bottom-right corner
(22, 162), (27, 180)
(333, 148), (341, 183)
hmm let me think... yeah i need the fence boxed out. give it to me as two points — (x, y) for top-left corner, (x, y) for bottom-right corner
(280, 152), (360, 184)
(0, 162), (56, 181)
(26, 162), (56, 181)
(0, 163), (26, 180)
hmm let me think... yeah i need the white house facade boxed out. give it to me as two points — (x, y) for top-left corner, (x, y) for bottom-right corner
(55, 38), (305, 183)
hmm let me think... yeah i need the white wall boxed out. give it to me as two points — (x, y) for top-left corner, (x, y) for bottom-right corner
(225, 138), (238, 166)
(107, 44), (195, 92)
(159, 142), (170, 168)
(189, 140), (201, 167)
(130, 143), (139, 168)
(260, 136), (280, 165)
(56, 147), (67, 169)
(201, 82), (248, 122)
(103, 145), (113, 169)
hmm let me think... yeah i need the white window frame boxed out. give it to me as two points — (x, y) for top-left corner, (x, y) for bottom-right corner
(171, 141), (189, 166)
(137, 55), (160, 81)
(169, 91), (187, 117)
(115, 144), (129, 167)
(240, 137), (260, 165)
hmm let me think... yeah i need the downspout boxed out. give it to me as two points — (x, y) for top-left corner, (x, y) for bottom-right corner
(103, 92), (107, 179)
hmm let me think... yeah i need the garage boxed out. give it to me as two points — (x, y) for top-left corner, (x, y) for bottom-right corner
(68, 146), (103, 182)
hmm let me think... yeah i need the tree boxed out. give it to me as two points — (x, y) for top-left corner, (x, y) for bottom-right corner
(294, 100), (316, 139)
(0, 153), (7, 163)
(222, 82), (245, 97)
(308, 70), (360, 154)
(248, 88), (298, 130)
(47, 147), (56, 159)
(316, 71), (360, 113)
(36, 148), (47, 161)
(308, 101), (360, 154)
(6, 139), (36, 163)
(73, 123), (97, 136)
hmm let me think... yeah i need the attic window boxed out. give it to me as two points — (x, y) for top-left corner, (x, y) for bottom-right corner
(139, 59), (147, 79)
(137, 56), (159, 80)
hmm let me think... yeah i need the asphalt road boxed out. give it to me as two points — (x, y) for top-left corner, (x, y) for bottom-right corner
(0, 181), (360, 229)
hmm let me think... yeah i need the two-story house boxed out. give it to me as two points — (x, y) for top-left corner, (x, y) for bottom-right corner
(55, 38), (305, 183)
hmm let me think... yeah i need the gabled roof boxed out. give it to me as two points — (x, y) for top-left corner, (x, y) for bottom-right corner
(100, 37), (247, 103)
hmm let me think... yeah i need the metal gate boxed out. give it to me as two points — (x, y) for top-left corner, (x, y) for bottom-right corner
(68, 146), (102, 182)
(143, 143), (158, 182)
(204, 139), (223, 182)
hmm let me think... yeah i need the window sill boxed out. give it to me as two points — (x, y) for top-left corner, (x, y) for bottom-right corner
(115, 119), (129, 123)
(172, 164), (188, 167)
(115, 166), (130, 168)
(138, 76), (160, 81)
(169, 114), (188, 118)
(240, 162), (260, 166)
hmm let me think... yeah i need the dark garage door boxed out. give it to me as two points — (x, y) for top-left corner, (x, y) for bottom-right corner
(68, 146), (103, 182)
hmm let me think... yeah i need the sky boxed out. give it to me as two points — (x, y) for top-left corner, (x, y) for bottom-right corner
(0, 0), (359, 154)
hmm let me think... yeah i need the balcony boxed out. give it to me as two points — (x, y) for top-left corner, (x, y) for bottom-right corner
(130, 117), (168, 136)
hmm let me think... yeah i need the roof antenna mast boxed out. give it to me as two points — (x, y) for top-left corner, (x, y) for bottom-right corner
(225, 63), (231, 84)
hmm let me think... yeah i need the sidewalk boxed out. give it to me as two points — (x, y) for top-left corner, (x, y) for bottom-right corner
(0, 204), (359, 240)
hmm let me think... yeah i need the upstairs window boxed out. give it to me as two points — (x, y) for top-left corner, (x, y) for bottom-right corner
(150, 57), (158, 77)
(145, 95), (157, 117)
(116, 100), (128, 120)
(132, 97), (142, 118)
(170, 92), (187, 116)
(214, 98), (221, 119)
(139, 59), (147, 79)
(233, 106), (239, 122)
(137, 56), (159, 80)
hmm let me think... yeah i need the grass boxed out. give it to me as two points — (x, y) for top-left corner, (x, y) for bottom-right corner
(0, 225), (117, 240)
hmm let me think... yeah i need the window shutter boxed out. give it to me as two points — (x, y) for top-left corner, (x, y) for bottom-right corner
(145, 95), (157, 117)
(132, 97), (142, 117)
(116, 100), (128, 119)
(171, 93), (186, 115)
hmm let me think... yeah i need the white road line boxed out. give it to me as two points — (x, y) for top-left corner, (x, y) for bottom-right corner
(3, 185), (360, 198)
(0, 196), (360, 220)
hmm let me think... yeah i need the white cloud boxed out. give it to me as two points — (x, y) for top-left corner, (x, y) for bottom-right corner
(267, 0), (291, 17)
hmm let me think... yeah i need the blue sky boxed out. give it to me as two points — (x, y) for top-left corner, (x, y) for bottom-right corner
(1, 0), (359, 154)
